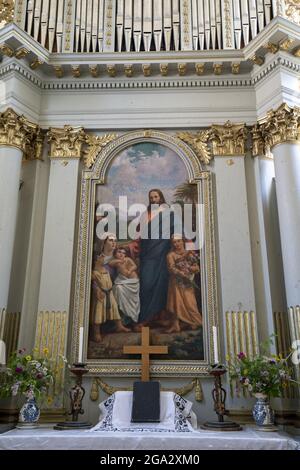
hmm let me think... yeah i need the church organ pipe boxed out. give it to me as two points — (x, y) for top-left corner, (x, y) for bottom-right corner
(172, 0), (180, 51)
(153, 0), (163, 52)
(143, 0), (152, 52)
(20, 0), (277, 53)
(41, 0), (49, 48)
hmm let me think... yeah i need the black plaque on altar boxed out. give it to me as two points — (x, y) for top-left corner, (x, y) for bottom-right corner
(131, 381), (160, 423)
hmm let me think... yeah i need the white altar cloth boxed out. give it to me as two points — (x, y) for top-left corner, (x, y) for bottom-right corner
(0, 425), (299, 450)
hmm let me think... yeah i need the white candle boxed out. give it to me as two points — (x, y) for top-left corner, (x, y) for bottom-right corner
(0, 340), (6, 365)
(78, 327), (84, 363)
(212, 326), (219, 364)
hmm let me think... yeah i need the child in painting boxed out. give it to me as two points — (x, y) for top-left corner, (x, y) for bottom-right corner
(91, 254), (130, 342)
(109, 248), (140, 325)
(166, 235), (202, 333)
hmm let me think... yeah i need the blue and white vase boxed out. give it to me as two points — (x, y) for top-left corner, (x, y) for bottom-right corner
(252, 393), (275, 430)
(17, 391), (40, 428)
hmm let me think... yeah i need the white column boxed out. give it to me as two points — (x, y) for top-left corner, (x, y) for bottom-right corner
(38, 158), (80, 311)
(215, 155), (256, 312)
(0, 147), (23, 311)
(272, 142), (300, 307)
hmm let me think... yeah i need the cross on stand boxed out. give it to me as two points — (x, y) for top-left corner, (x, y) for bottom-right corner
(123, 327), (168, 381)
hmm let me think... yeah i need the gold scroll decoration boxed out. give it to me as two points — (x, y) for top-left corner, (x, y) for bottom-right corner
(226, 311), (259, 397)
(83, 133), (118, 168)
(90, 377), (203, 402)
(3, 311), (21, 359)
(210, 122), (248, 156)
(34, 311), (67, 397)
(177, 130), (212, 165)
(0, 108), (43, 159)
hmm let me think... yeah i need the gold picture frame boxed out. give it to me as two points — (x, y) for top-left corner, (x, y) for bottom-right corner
(71, 130), (219, 377)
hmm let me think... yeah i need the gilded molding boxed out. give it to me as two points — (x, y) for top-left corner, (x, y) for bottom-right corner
(90, 377), (203, 402)
(0, 108), (41, 157)
(83, 133), (118, 168)
(285, 0), (300, 25)
(0, 0), (14, 26)
(259, 103), (300, 149)
(210, 121), (248, 156)
(47, 126), (86, 159)
(177, 130), (212, 165)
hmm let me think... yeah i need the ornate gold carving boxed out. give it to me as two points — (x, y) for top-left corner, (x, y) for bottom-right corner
(285, 1), (300, 25)
(48, 126), (86, 159)
(264, 42), (279, 54)
(226, 311), (259, 397)
(124, 64), (133, 77)
(83, 133), (118, 168)
(89, 65), (98, 77)
(231, 62), (240, 74)
(53, 66), (64, 78)
(107, 65), (116, 77)
(90, 377), (203, 401)
(259, 103), (300, 148)
(250, 54), (264, 66)
(0, 0), (14, 26)
(279, 38), (295, 51)
(210, 122), (248, 156)
(142, 64), (151, 77)
(294, 46), (300, 57)
(213, 63), (222, 75)
(0, 108), (41, 156)
(160, 64), (168, 76)
(30, 58), (44, 70)
(251, 124), (266, 157)
(195, 63), (204, 75)
(14, 47), (30, 59)
(0, 43), (14, 57)
(71, 65), (81, 78)
(177, 130), (212, 165)
(178, 63), (187, 76)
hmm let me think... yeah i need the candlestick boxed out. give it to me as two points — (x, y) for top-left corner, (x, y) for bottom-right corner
(201, 364), (242, 431)
(78, 327), (84, 363)
(212, 326), (219, 364)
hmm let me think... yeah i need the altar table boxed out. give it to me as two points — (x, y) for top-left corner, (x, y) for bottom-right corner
(0, 425), (299, 450)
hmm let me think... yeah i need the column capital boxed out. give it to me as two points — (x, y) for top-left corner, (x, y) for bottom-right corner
(47, 126), (86, 159)
(210, 121), (248, 157)
(0, 108), (42, 157)
(259, 103), (300, 150)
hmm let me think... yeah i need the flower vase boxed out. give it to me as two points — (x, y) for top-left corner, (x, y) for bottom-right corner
(17, 392), (40, 428)
(252, 393), (276, 431)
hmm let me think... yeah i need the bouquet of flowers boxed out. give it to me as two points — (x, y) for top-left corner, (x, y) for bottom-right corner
(227, 338), (295, 397)
(174, 251), (200, 289)
(0, 348), (55, 401)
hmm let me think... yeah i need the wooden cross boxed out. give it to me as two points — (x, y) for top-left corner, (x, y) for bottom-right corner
(123, 327), (168, 382)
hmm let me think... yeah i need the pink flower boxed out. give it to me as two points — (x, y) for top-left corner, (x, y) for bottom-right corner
(238, 352), (246, 360)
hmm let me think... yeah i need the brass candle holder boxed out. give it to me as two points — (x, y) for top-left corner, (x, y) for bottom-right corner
(201, 364), (242, 431)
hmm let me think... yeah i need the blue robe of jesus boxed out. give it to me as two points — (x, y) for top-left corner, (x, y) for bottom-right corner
(138, 210), (174, 323)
